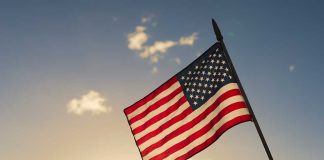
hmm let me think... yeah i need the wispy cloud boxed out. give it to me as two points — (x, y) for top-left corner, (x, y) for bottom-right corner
(127, 17), (199, 64)
(141, 40), (178, 63)
(127, 26), (148, 50)
(179, 32), (199, 46)
(289, 65), (295, 72)
(67, 91), (111, 116)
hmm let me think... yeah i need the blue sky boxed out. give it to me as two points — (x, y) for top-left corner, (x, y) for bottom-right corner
(0, 0), (323, 159)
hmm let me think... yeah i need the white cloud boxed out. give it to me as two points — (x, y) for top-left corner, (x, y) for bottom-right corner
(179, 32), (199, 46)
(127, 18), (199, 64)
(127, 26), (148, 50)
(289, 65), (295, 72)
(67, 91), (111, 116)
(141, 16), (154, 23)
(140, 40), (178, 63)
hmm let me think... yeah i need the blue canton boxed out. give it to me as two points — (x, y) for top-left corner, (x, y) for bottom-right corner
(176, 43), (236, 110)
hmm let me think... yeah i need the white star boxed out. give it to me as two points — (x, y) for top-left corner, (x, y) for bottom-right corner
(214, 66), (218, 70)
(220, 66), (223, 70)
(202, 90), (206, 94)
(216, 78), (219, 82)
(204, 84), (208, 88)
(195, 66), (199, 69)
(209, 66), (213, 69)
(206, 78), (210, 82)
(188, 82), (191, 86)
(193, 101), (198, 105)
(193, 82), (197, 87)
(188, 71), (192, 75)
(216, 60), (220, 64)
(216, 48), (219, 52)
(209, 84), (213, 88)
(208, 90), (212, 94)
(195, 77), (198, 80)
(201, 96), (205, 100)
(186, 88), (190, 91)
(213, 54), (216, 57)
(181, 76), (185, 80)
(223, 73), (227, 77)
(198, 83), (202, 87)
(202, 60), (205, 64)
(225, 68), (229, 72)
(190, 94), (193, 98)
(200, 77), (204, 81)
(195, 95), (199, 99)
(186, 77), (190, 80)
(197, 89), (201, 93)
(184, 82), (188, 86)
(191, 88), (195, 92)
(207, 72), (211, 75)
(229, 75), (232, 79)
(222, 60), (226, 64)
(202, 71), (206, 75)
(221, 78), (225, 82)
(211, 59), (215, 63)
(197, 71), (200, 74)
(204, 65), (207, 69)
(211, 78), (215, 82)
(213, 72), (217, 76)
(218, 54), (222, 58)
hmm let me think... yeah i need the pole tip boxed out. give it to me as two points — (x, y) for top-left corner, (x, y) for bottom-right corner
(212, 19), (223, 41)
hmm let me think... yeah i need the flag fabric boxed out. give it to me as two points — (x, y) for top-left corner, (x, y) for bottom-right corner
(124, 42), (252, 160)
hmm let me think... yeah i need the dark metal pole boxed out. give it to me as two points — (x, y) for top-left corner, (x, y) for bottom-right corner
(212, 19), (273, 160)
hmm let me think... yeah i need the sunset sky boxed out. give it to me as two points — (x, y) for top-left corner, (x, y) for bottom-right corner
(1, 0), (324, 159)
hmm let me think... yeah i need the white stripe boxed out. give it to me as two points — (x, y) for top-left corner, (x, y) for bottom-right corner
(166, 108), (250, 160)
(139, 83), (244, 151)
(134, 101), (190, 140)
(139, 83), (241, 151)
(131, 92), (185, 129)
(142, 95), (245, 159)
(127, 81), (181, 119)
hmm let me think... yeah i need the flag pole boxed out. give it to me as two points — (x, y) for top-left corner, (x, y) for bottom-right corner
(211, 19), (273, 160)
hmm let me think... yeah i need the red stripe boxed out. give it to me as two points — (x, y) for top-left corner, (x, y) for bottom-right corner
(137, 89), (240, 145)
(129, 86), (182, 125)
(175, 115), (252, 160)
(124, 76), (178, 115)
(137, 89), (241, 147)
(141, 89), (242, 156)
(133, 96), (187, 134)
(148, 102), (247, 160)
(137, 105), (193, 145)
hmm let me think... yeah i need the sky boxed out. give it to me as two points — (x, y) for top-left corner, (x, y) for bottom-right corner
(0, 0), (324, 159)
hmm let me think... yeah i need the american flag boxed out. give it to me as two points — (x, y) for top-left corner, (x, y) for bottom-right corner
(124, 42), (252, 160)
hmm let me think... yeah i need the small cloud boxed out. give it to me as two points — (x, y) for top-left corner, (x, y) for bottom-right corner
(289, 65), (295, 72)
(127, 18), (198, 64)
(141, 15), (154, 23)
(152, 66), (158, 74)
(127, 26), (148, 50)
(67, 91), (111, 116)
(179, 32), (199, 46)
(175, 57), (181, 65)
(141, 40), (178, 63)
